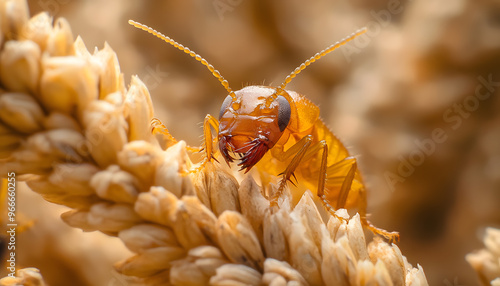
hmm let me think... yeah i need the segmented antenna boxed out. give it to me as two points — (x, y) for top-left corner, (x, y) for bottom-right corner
(273, 27), (368, 99)
(129, 20), (236, 100)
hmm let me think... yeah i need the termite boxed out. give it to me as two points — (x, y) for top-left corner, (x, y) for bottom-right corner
(129, 20), (399, 242)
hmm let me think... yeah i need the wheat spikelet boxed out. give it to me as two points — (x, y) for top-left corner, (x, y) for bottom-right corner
(0, 0), (428, 284)
(0, 268), (46, 286)
(466, 227), (500, 286)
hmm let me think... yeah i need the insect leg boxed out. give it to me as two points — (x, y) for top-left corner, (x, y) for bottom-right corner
(270, 135), (327, 206)
(326, 158), (400, 242)
(271, 140), (357, 223)
(189, 114), (219, 173)
(358, 192), (400, 242)
(318, 157), (357, 223)
(151, 118), (203, 152)
(323, 157), (359, 209)
(299, 142), (356, 226)
(275, 138), (400, 241)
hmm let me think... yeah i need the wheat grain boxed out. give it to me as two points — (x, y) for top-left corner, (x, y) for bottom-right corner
(467, 227), (500, 285)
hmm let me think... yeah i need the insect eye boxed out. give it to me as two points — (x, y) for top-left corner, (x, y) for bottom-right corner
(276, 95), (291, 132)
(219, 95), (233, 119)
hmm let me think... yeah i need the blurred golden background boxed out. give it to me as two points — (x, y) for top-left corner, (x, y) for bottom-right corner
(12, 0), (500, 285)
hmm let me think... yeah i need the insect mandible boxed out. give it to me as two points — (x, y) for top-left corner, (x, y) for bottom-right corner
(129, 20), (399, 242)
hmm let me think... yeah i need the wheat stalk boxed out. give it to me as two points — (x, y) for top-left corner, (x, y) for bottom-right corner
(0, 0), (428, 285)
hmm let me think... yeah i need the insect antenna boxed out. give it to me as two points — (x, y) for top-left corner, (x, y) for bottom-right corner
(272, 27), (367, 100)
(128, 20), (237, 100)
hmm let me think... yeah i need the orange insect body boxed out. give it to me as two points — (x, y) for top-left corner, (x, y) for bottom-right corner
(129, 20), (398, 241)
(218, 86), (362, 207)
(254, 89), (363, 205)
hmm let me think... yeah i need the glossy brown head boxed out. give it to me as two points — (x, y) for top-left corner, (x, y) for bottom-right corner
(218, 86), (291, 172)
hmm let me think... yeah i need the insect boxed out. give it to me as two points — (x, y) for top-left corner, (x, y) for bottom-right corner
(129, 20), (399, 242)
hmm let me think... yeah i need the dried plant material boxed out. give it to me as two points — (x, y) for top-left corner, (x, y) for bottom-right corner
(1, 129), (90, 175)
(48, 163), (98, 196)
(210, 264), (262, 286)
(21, 12), (52, 50)
(467, 227), (500, 285)
(192, 161), (240, 215)
(287, 193), (324, 285)
(0, 92), (43, 133)
(27, 178), (100, 209)
(181, 196), (219, 243)
(91, 165), (141, 204)
(405, 265), (428, 286)
(170, 246), (228, 285)
(324, 235), (358, 285)
(40, 56), (98, 114)
(0, 0), (29, 41)
(83, 99), (128, 167)
(356, 260), (392, 286)
(119, 224), (180, 252)
(95, 43), (124, 98)
(46, 17), (74, 57)
(42, 112), (80, 131)
(0, 40), (40, 93)
(263, 206), (289, 262)
(0, 268), (46, 286)
(238, 176), (268, 241)
(117, 141), (161, 186)
(134, 186), (177, 226)
(484, 228), (500, 258)
(124, 75), (154, 142)
(216, 211), (265, 270)
(154, 141), (194, 198)
(261, 259), (308, 285)
(170, 198), (211, 249)
(61, 202), (143, 233)
(0, 122), (22, 158)
(347, 214), (369, 261)
(0, 2), (429, 285)
(368, 238), (406, 286)
(115, 246), (185, 277)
